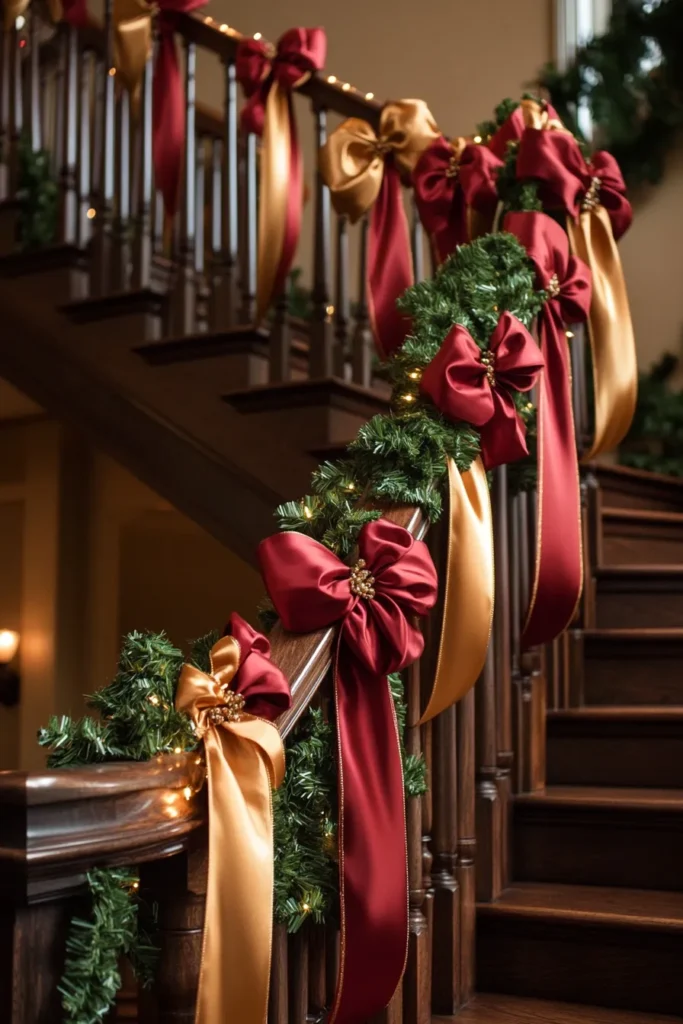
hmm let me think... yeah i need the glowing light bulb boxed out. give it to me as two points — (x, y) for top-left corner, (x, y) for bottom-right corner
(0, 630), (19, 663)
(365, 92), (374, 100)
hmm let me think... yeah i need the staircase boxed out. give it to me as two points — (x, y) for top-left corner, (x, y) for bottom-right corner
(477, 464), (683, 1022)
(1, 9), (682, 1024)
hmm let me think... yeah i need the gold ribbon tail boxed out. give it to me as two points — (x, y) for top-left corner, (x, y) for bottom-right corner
(420, 457), (494, 723)
(4, 0), (29, 30)
(567, 207), (637, 459)
(256, 80), (291, 322)
(113, 0), (154, 104)
(176, 651), (285, 1024)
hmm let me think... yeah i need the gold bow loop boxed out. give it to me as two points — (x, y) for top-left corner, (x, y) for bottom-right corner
(3, 0), (29, 30)
(175, 635), (285, 1024)
(320, 99), (440, 223)
(520, 97), (570, 134)
(113, 0), (155, 100)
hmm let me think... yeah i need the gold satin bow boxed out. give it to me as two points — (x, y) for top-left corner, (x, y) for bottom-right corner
(176, 636), (285, 1024)
(521, 100), (637, 458)
(319, 99), (441, 222)
(113, 0), (154, 100)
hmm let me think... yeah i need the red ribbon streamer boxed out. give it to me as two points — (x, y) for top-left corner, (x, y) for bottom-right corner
(259, 520), (437, 1024)
(61, 0), (88, 26)
(237, 29), (326, 310)
(152, 0), (207, 218)
(504, 212), (592, 648)
(412, 138), (502, 264)
(420, 311), (544, 470)
(368, 160), (414, 358)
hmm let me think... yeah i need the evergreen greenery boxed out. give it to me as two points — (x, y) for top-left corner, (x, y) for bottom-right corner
(537, 0), (683, 187)
(16, 134), (58, 250)
(619, 352), (683, 476)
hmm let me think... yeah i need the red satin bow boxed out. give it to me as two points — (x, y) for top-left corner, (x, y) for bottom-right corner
(504, 212), (592, 648)
(237, 28), (327, 136)
(152, 0), (207, 218)
(516, 131), (632, 238)
(486, 100), (562, 159)
(259, 519), (437, 1024)
(61, 0), (88, 26)
(412, 138), (502, 264)
(420, 311), (544, 470)
(222, 612), (293, 719)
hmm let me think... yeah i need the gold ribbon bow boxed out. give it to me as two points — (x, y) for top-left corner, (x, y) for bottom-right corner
(319, 99), (441, 222)
(113, 0), (154, 100)
(176, 636), (285, 1024)
(522, 100), (637, 459)
(420, 457), (494, 722)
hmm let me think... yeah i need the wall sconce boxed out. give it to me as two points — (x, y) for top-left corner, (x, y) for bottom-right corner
(0, 630), (20, 707)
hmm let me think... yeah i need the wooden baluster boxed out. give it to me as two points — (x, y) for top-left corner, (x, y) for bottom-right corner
(325, 923), (340, 1012)
(269, 922), (289, 1024)
(195, 136), (205, 278)
(10, 22), (23, 192)
(456, 686), (476, 1006)
(113, 87), (131, 289)
(570, 324), (590, 457)
(77, 50), (94, 248)
(288, 928), (309, 1023)
(51, 29), (64, 179)
(90, 57), (104, 202)
(170, 39), (197, 334)
(475, 644), (502, 903)
(333, 215), (350, 378)
(308, 926), (326, 1019)
(403, 661), (430, 1024)
(132, 53), (153, 288)
(310, 106), (334, 378)
(91, 2), (116, 295)
(138, 850), (206, 1023)
(239, 131), (257, 323)
(351, 215), (373, 387)
(0, 21), (10, 199)
(270, 290), (291, 382)
(492, 464), (512, 886)
(28, 6), (41, 153)
(430, 703), (459, 1013)
(211, 57), (239, 328)
(411, 197), (424, 283)
(154, 189), (164, 254)
(59, 24), (78, 244)
(420, 718), (433, 966)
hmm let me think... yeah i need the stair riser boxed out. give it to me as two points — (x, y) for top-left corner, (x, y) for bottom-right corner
(602, 524), (683, 566)
(599, 476), (683, 514)
(547, 732), (683, 787)
(596, 588), (683, 629)
(477, 917), (683, 1016)
(584, 643), (683, 705)
(513, 809), (683, 890)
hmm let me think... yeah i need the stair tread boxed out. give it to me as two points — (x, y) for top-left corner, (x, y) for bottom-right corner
(435, 993), (683, 1022)
(548, 705), (683, 721)
(516, 784), (683, 810)
(597, 563), (683, 576)
(477, 882), (683, 930)
(583, 626), (683, 639)
(590, 460), (683, 491)
(602, 505), (683, 524)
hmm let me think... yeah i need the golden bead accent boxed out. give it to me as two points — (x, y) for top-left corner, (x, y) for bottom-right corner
(445, 153), (459, 179)
(546, 272), (561, 299)
(208, 689), (246, 726)
(582, 175), (601, 213)
(349, 558), (376, 600)
(480, 349), (496, 387)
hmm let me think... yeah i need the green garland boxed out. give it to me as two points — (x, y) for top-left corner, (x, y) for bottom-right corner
(537, 0), (683, 187)
(16, 133), (58, 250)
(619, 352), (683, 476)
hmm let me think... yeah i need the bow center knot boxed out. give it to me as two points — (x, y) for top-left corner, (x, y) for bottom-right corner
(207, 688), (246, 726)
(373, 137), (393, 158)
(546, 272), (561, 299)
(480, 348), (496, 387)
(582, 175), (602, 212)
(445, 153), (460, 179)
(349, 558), (376, 599)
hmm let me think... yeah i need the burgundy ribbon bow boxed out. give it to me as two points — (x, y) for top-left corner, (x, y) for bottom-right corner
(259, 519), (437, 1024)
(152, 0), (207, 218)
(413, 138), (502, 264)
(516, 131), (632, 238)
(222, 612), (293, 719)
(61, 0), (88, 26)
(504, 212), (592, 648)
(236, 28), (327, 136)
(420, 311), (544, 470)
(486, 100), (562, 159)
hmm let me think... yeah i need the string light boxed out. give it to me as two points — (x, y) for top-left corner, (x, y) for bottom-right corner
(326, 304), (334, 316)
(15, 14), (25, 28)
(566, 330), (575, 339)
(473, 134), (482, 144)
(401, 393), (416, 403)
(183, 786), (192, 800)
(108, 67), (116, 76)
(132, 880), (140, 890)
(341, 82), (351, 92)
(87, 208), (96, 219)
(407, 369), (422, 380)
(327, 75), (337, 83)
(174, 747), (182, 754)
(253, 31), (262, 40)
(301, 902), (311, 913)
(303, 505), (313, 519)
(148, 694), (160, 706)
(365, 92), (374, 100)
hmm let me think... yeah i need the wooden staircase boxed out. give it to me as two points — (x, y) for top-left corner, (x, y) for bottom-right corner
(476, 464), (683, 1022)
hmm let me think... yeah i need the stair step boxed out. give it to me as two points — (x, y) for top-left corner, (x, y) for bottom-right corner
(438, 992), (683, 1022)
(601, 506), (683, 566)
(135, 323), (308, 373)
(64, 288), (169, 343)
(590, 461), (683, 513)
(582, 628), (683, 705)
(596, 565), (683, 628)
(513, 786), (683, 891)
(477, 882), (683, 1016)
(547, 706), (683, 787)
(223, 377), (390, 449)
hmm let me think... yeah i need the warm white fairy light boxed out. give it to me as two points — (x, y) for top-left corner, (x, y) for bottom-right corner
(365, 92), (374, 100)
(253, 31), (262, 39)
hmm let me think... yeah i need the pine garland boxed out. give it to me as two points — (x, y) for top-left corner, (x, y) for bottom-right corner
(537, 0), (683, 187)
(619, 352), (683, 476)
(16, 133), (58, 250)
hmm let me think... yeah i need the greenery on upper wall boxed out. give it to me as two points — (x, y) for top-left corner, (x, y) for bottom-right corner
(538, 0), (683, 186)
